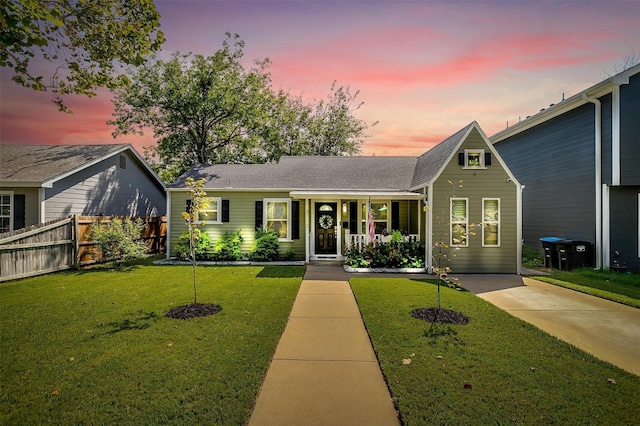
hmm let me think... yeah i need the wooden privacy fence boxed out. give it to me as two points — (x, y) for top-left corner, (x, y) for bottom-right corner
(0, 215), (166, 282)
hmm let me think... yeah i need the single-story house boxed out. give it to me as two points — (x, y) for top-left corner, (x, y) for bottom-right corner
(0, 144), (166, 232)
(491, 63), (640, 271)
(167, 121), (523, 273)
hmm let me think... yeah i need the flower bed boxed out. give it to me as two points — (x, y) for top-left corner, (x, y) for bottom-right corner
(345, 240), (426, 269)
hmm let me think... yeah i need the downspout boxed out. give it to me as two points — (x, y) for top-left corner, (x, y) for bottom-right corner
(582, 93), (602, 269)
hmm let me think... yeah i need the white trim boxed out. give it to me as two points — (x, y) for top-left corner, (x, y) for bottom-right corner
(166, 191), (172, 259)
(290, 190), (423, 199)
(463, 149), (486, 169)
(410, 121), (521, 191)
(603, 185), (610, 269)
(426, 186), (433, 272)
(482, 198), (500, 247)
(264, 198), (292, 242)
(304, 199), (310, 262)
(491, 63), (639, 144)
(40, 144), (165, 190)
(196, 197), (222, 224)
(39, 187), (46, 224)
(583, 94), (603, 270)
(612, 85), (621, 186)
(450, 197), (469, 247)
(0, 191), (14, 233)
(516, 184), (523, 275)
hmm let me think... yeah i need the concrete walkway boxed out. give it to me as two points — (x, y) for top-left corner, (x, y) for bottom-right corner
(248, 265), (399, 426)
(457, 274), (640, 377)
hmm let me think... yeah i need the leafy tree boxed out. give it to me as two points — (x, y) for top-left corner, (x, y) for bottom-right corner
(111, 33), (273, 182)
(1, 0), (164, 111)
(90, 218), (148, 267)
(182, 177), (209, 304)
(110, 33), (375, 183)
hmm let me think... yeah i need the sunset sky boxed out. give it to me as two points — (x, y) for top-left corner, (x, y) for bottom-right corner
(1, 0), (638, 157)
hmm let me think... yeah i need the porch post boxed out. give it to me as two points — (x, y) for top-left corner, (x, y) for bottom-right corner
(304, 198), (310, 262)
(425, 187), (432, 273)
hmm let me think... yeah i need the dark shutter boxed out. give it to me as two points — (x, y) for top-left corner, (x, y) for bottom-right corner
(186, 199), (192, 212)
(222, 199), (230, 222)
(349, 202), (358, 231)
(255, 201), (263, 229)
(291, 201), (300, 239)
(485, 152), (492, 166)
(391, 202), (400, 230)
(13, 194), (25, 230)
(458, 152), (465, 165)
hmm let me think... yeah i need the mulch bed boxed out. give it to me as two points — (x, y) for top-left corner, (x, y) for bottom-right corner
(410, 307), (470, 325)
(165, 303), (222, 320)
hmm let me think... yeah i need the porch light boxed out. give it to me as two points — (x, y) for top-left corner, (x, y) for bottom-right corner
(342, 202), (347, 213)
(319, 204), (333, 212)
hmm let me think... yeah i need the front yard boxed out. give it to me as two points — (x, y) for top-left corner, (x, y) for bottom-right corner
(0, 264), (304, 425)
(2, 264), (639, 424)
(351, 277), (640, 425)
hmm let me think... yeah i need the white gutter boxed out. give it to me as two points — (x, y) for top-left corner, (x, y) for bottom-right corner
(582, 93), (603, 269)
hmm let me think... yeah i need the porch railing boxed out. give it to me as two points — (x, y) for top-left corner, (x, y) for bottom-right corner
(347, 233), (420, 250)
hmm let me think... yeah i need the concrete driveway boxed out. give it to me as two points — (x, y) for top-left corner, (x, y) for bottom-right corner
(456, 274), (640, 377)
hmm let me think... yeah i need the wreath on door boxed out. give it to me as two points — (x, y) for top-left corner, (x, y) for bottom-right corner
(319, 215), (334, 229)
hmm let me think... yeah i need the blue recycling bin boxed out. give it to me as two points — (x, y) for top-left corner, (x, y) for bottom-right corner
(539, 237), (563, 268)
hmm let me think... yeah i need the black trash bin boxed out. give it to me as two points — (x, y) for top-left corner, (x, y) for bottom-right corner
(539, 237), (563, 268)
(556, 240), (593, 271)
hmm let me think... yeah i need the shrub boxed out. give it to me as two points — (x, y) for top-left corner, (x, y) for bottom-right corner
(213, 231), (244, 261)
(250, 228), (280, 261)
(173, 229), (212, 260)
(346, 240), (425, 268)
(283, 249), (297, 261)
(522, 243), (544, 268)
(90, 218), (148, 266)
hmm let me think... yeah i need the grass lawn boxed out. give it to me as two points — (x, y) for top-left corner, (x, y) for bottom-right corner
(351, 277), (640, 425)
(531, 268), (640, 308)
(1, 263), (304, 425)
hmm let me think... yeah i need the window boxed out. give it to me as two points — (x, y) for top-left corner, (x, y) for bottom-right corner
(450, 198), (468, 247)
(265, 198), (291, 240)
(196, 197), (222, 224)
(482, 198), (500, 247)
(361, 202), (388, 234)
(0, 193), (12, 233)
(464, 149), (486, 169)
(119, 154), (127, 169)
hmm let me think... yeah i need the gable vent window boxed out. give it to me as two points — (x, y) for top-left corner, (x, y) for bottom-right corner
(460, 149), (488, 169)
(119, 155), (127, 169)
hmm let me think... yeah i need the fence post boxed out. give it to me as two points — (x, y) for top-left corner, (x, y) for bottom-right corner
(74, 214), (80, 269)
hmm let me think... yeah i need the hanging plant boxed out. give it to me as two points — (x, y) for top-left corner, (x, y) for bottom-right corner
(319, 214), (334, 229)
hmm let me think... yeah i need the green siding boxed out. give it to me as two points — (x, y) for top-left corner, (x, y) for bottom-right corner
(169, 191), (305, 259)
(432, 128), (519, 273)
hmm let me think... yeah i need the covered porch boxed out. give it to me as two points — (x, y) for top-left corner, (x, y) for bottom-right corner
(290, 191), (426, 262)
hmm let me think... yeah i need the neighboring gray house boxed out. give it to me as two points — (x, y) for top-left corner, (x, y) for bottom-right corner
(491, 63), (640, 271)
(0, 144), (166, 232)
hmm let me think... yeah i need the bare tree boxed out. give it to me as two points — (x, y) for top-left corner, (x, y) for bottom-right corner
(603, 50), (640, 77)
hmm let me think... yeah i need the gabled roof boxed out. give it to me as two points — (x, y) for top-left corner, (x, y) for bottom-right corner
(491, 63), (640, 143)
(0, 144), (165, 189)
(169, 155), (417, 192)
(169, 121), (515, 194)
(410, 122), (476, 189)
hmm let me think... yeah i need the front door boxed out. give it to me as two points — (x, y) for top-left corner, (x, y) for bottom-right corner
(315, 203), (337, 255)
